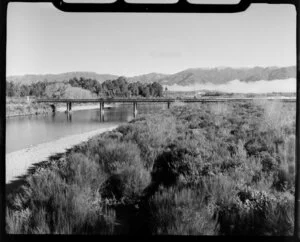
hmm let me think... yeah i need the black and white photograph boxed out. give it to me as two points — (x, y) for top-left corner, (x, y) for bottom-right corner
(4, 0), (297, 235)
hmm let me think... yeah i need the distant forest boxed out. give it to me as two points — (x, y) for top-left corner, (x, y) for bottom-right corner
(6, 77), (164, 99)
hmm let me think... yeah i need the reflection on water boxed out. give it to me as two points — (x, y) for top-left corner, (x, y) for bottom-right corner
(6, 103), (168, 154)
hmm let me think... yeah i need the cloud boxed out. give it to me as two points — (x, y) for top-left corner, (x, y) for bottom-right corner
(165, 78), (296, 93)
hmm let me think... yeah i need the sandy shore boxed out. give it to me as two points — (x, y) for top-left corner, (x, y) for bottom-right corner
(6, 125), (118, 184)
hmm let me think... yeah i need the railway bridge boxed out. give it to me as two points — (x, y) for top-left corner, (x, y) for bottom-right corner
(36, 97), (296, 118)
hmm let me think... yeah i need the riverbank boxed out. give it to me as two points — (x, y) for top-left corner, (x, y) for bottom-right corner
(6, 125), (118, 184)
(6, 102), (115, 118)
(6, 102), (53, 118)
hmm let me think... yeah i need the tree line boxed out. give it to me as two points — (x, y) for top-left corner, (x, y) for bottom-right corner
(6, 76), (164, 98)
(68, 76), (163, 98)
(6, 81), (51, 97)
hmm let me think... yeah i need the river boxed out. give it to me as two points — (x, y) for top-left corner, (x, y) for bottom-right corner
(6, 103), (168, 154)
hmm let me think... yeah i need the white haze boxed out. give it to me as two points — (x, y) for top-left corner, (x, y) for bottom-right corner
(165, 78), (296, 93)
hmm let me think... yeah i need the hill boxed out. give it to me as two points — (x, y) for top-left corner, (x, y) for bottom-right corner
(158, 66), (296, 86)
(7, 66), (296, 86)
(7, 72), (118, 85)
(127, 72), (168, 84)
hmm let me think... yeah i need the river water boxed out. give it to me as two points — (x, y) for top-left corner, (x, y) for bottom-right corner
(6, 103), (168, 154)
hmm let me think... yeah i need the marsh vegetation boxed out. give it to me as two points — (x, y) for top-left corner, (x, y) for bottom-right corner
(6, 97), (53, 117)
(6, 100), (295, 235)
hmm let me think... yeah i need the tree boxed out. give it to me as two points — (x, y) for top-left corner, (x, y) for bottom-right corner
(63, 86), (94, 99)
(45, 83), (69, 98)
(140, 86), (150, 97)
(129, 83), (139, 96)
(19, 85), (30, 97)
(66, 76), (163, 98)
(151, 82), (163, 97)
(6, 81), (15, 97)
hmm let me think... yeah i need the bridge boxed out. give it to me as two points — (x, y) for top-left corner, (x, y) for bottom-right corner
(36, 97), (296, 118)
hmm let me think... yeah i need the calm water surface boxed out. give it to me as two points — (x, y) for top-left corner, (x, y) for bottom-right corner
(6, 103), (168, 154)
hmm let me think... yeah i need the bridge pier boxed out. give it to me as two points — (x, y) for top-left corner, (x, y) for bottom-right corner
(99, 102), (105, 122)
(50, 104), (56, 113)
(167, 101), (171, 109)
(100, 112), (104, 122)
(67, 112), (72, 122)
(100, 102), (105, 114)
(66, 102), (72, 113)
(133, 102), (138, 117)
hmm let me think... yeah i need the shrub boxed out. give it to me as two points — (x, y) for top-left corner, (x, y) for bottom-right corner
(62, 152), (107, 191)
(101, 130), (123, 140)
(151, 141), (203, 187)
(6, 208), (31, 234)
(146, 186), (218, 235)
(7, 169), (117, 234)
(244, 138), (270, 156)
(86, 138), (143, 174)
(259, 151), (279, 173)
(102, 167), (151, 203)
(272, 168), (294, 192)
(117, 114), (177, 169)
(198, 174), (238, 206)
(264, 192), (294, 235)
(282, 135), (295, 175)
(217, 185), (294, 235)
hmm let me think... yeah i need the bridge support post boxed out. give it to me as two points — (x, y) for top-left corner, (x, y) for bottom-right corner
(100, 102), (105, 122)
(50, 104), (56, 113)
(66, 102), (72, 113)
(67, 112), (72, 122)
(100, 102), (105, 115)
(167, 101), (171, 109)
(100, 112), (104, 122)
(133, 102), (138, 117)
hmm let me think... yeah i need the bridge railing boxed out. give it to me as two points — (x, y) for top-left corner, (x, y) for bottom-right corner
(35, 97), (296, 103)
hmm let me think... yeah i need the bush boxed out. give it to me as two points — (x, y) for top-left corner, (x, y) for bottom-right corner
(61, 152), (107, 191)
(6, 169), (117, 234)
(217, 186), (294, 235)
(272, 168), (294, 192)
(151, 140), (204, 187)
(117, 114), (177, 169)
(86, 138), (143, 174)
(146, 186), (218, 235)
(6, 208), (31, 234)
(244, 138), (270, 156)
(259, 151), (279, 173)
(103, 167), (151, 203)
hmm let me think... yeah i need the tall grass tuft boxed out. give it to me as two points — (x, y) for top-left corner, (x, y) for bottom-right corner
(146, 186), (218, 235)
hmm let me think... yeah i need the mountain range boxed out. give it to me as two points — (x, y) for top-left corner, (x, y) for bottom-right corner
(7, 66), (296, 86)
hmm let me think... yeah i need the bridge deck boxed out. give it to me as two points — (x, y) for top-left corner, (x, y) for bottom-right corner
(36, 98), (296, 103)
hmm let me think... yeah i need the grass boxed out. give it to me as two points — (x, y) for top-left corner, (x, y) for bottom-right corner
(6, 100), (296, 235)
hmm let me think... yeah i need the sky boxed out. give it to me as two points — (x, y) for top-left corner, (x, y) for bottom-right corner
(7, 2), (296, 77)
